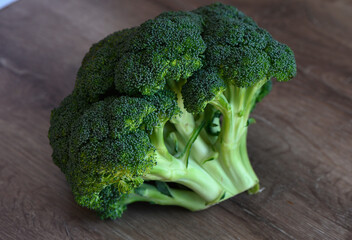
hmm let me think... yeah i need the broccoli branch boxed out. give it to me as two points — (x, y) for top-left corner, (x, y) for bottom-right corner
(207, 78), (267, 194)
(123, 184), (209, 211)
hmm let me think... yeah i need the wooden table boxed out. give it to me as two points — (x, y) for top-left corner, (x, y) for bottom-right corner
(1, 0), (351, 239)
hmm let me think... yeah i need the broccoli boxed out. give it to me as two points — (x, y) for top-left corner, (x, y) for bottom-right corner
(49, 3), (296, 219)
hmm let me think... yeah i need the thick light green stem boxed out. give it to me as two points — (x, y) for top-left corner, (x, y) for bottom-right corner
(124, 184), (209, 211)
(240, 129), (260, 194)
(218, 135), (258, 194)
(144, 80), (267, 208)
(145, 152), (224, 203)
(219, 80), (266, 147)
(169, 83), (213, 162)
(209, 79), (266, 193)
(150, 124), (172, 160)
(149, 107), (224, 203)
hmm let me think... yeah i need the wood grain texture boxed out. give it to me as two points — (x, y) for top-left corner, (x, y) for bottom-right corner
(0, 0), (351, 239)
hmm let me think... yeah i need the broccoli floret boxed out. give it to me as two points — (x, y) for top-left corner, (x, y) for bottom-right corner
(49, 3), (296, 219)
(74, 28), (136, 102)
(115, 11), (205, 95)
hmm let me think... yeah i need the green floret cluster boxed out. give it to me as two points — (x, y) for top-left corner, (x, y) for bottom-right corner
(49, 3), (296, 219)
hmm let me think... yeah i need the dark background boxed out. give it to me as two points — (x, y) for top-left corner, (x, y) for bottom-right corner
(0, 0), (351, 239)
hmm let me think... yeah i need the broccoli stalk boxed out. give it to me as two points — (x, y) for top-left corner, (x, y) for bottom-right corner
(148, 119), (224, 204)
(48, 3), (296, 219)
(123, 184), (208, 211)
(126, 79), (267, 210)
(212, 79), (268, 194)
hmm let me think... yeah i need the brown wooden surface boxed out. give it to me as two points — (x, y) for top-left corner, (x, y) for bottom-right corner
(0, 0), (351, 239)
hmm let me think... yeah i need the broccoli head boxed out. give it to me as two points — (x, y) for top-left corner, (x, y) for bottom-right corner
(49, 3), (296, 219)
